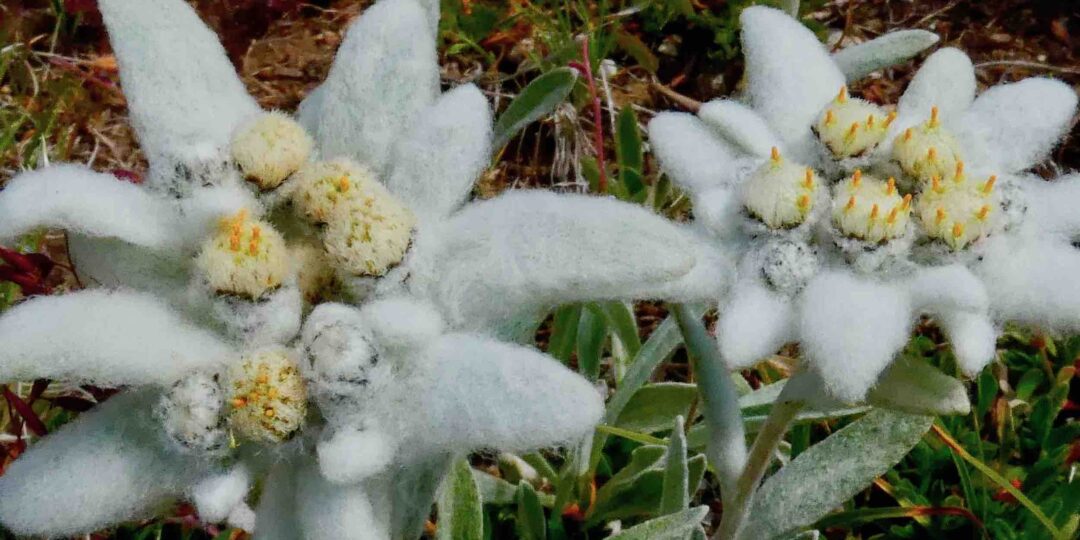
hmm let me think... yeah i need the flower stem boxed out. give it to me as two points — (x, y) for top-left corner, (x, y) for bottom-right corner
(570, 36), (608, 193)
(671, 304), (747, 510)
(714, 377), (806, 540)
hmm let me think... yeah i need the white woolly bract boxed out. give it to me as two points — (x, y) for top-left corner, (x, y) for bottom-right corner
(956, 78), (1078, 173)
(832, 29), (940, 82)
(648, 112), (749, 195)
(192, 465), (252, 523)
(740, 6), (845, 158)
(231, 111), (313, 190)
(358, 297), (445, 353)
(296, 460), (389, 540)
(405, 190), (701, 334)
(894, 48), (975, 133)
(937, 310), (998, 376)
(157, 373), (228, 455)
(252, 461), (301, 540)
(0, 289), (233, 386)
(1021, 174), (1080, 240)
(697, 99), (778, 158)
(905, 264), (989, 314)
(68, 234), (191, 296)
(760, 238), (820, 296)
(177, 183), (262, 246)
(976, 236), (1080, 332)
(317, 427), (396, 484)
(303, 0), (438, 171)
(718, 278), (795, 369)
(97, 0), (260, 191)
(0, 165), (179, 248)
(300, 303), (384, 425)
(385, 84), (492, 222)
(206, 283), (303, 347)
(799, 270), (914, 402)
(0, 391), (207, 537)
(394, 334), (604, 461)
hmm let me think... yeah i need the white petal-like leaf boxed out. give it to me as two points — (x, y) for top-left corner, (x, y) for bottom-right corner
(936, 310), (998, 377)
(295, 459), (390, 540)
(1019, 173), (1080, 239)
(697, 99), (780, 158)
(718, 278), (796, 369)
(648, 112), (750, 194)
(976, 235), (1080, 332)
(0, 391), (208, 537)
(253, 461), (301, 540)
(97, 0), (260, 190)
(833, 30), (940, 82)
(957, 78), (1079, 173)
(895, 48), (975, 130)
(740, 6), (845, 153)
(799, 271), (914, 402)
(406, 191), (719, 335)
(0, 289), (234, 386)
(385, 84), (492, 222)
(905, 264), (988, 314)
(740, 410), (933, 540)
(302, 0), (439, 171)
(0, 165), (179, 249)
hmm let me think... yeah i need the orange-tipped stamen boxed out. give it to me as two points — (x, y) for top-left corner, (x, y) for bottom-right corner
(983, 175), (997, 194)
(803, 168), (815, 189)
(869, 204), (880, 220)
(825, 109), (835, 125)
(901, 194), (913, 210)
(866, 114), (876, 128)
(797, 194), (811, 210)
(936, 208), (947, 224)
(952, 222), (964, 239)
(229, 233), (241, 252)
(927, 147), (937, 161)
(852, 169), (863, 187)
(232, 398), (247, 408)
(887, 207), (899, 224)
(903, 128), (913, 142)
(837, 86), (848, 103)
(977, 205), (991, 221)
(847, 122), (859, 139)
(338, 176), (350, 192)
(248, 240), (259, 256)
(251, 226), (261, 240)
(770, 146), (781, 163)
(930, 106), (940, 127)
(884, 111), (897, 127)
(845, 196), (857, 212)
(887, 177), (896, 196)
(932, 175), (943, 193)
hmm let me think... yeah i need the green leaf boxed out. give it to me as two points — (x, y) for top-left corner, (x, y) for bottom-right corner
(576, 304), (606, 380)
(740, 410), (934, 540)
(976, 367), (998, 418)
(614, 107), (646, 202)
(581, 156), (602, 193)
(616, 382), (697, 434)
(866, 356), (971, 415)
(659, 416), (690, 515)
(548, 305), (583, 364)
(588, 445), (706, 525)
(833, 29), (941, 82)
(1015, 368), (1044, 402)
(438, 459), (484, 540)
(493, 67), (579, 149)
(606, 506), (710, 540)
(614, 29), (659, 73)
(516, 482), (547, 540)
(598, 301), (643, 359)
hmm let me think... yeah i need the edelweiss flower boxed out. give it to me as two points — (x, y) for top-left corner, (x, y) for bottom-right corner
(649, 6), (1075, 402)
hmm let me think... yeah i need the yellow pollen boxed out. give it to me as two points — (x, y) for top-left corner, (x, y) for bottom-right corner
(232, 398), (247, 408)
(952, 222), (964, 238)
(866, 114), (876, 128)
(936, 208), (947, 224)
(837, 86), (848, 103)
(869, 204), (880, 221)
(901, 194), (912, 210)
(803, 168), (815, 189)
(955, 161), (965, 179)
(904, 128), (913, 142)
(229, 234), (241, 252)
(852, 170), (863, 187)
(252, 226), (261, 240)
(886, 177), (896, 196)
(264, 408), (275, 418)
(797, 194), (811, 210)
(338, 176), (350, 192)
(770, 146), (781, 163)
(846, 122), (859, 139)
(930, 106), (940, 127)
(845, 196), (857, 212)
(887, 207), (899, 225)
(932, 175), (944, 194)
(256, 374), (269, 384)
(248, 240), (258, 256)
(983, 175), (997, 194)
(927, 147), (937, 161)
(884, 111), (897, 127)
(977, 205), (991, 221)
(825, 109), (835, 125)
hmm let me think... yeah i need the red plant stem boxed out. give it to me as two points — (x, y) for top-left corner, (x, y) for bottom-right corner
(570, 37), (608, 193)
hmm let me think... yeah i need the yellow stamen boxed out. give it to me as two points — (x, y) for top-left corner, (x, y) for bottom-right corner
(932, 175), (943, 194)
(837, 86), (848, 103)
(983, 175), (997, 194)
(264, 408), (275, 418)
(338, 176), (350, 192)
(886, 177), (896, 196)
(251, 226), (261, 240)
(803, 168), (815, 189)
(952, 222), (964, 239)
(845, 196), (857, 212)
(256, 374), (269, 384)
(852, 169), (863, 187)
(846, 122), (859, 139)
(884, 111), (897, 127)
(887, 207), (899, 225)
(797, 194), (811, 210)
(866, 114), (876, 128)
(869, 204), (880, 220)
(930, 106), (940, 127)
(977, 205), (991, 221)
(901, 194), (913, 210)
(927, 147), (937, 162)
(825, 109), (835, 125)
(904, 128), (913, 142)
(229, 233), (241, 252)
(232, 398), (246, 408)
(936, 208), (947, 224)
(770, 146), (781, 163)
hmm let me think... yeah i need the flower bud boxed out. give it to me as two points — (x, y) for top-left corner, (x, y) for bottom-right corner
(760, 239), (819, 296)
(891, 106), (963, 186)
(322, 186), (416, 278)
(916, 173), (1000, 251)
(195, 210), (289, 299)
(225, 349), (307, 444)
(231, 112), (313, 190)
(290, 159), (373, 224)
(831, 170), (911, 243)
(156, 373), (228, 455)
(742, 147), (822, 229)
(814, 86), (894, 158)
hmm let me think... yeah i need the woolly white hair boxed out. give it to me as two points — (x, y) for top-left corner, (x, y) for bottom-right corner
(0, 165), (180, 249)
(697, 99), (779, 158)
(648, 112), (750, 194)
(0, 289), (234, 386)
(205, 283), (304, 347)
(0, 391), (210, 537)
(384, 84), (493, 222)
(295, 460), (389, 540)
(976, 235), (1080, 333)
(191, 465), (252, 524)
(740, 6), (845, 159)
(97, 0), (260, 192)
(300, 0), (439, 171)
(717, 277), (796, 369)
(892, 48), (975, 136)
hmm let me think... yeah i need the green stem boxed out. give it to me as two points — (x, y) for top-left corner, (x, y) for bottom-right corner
(714, 379), (805, 540)
(671, 304), (747, 509)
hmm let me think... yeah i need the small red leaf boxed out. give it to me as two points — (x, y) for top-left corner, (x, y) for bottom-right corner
(2, 387), (48, 437)
(0, 246), (39, 275)
(111, 169), (144, 184)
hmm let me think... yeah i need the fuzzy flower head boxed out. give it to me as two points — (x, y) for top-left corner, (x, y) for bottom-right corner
(742, 147), (822, 229)
(290, 159), (372, 224)
(157, 373), (229, 455)
(814, 86), (896, 159)
(892, 106), (964, 186)
(916, 170), (1000, 251)
(831, 170), (912, 244)
(231, 111), (313, 190)
(224, 349), (307, 444)
(194, 209), (288, 299)
(320, 178), (417, 277)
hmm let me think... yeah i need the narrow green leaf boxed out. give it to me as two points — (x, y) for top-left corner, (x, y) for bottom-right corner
(614, 30), (659, 73)
(589, 444), (707, 524)
(652, 173), (672, 212)
(867, 356), (971, 416)
(438, 459), (484, 540)
(548, 305), (583, 364)
(581, 155), (602, 193)
(659, 416), (690, 515)
(598, 301), (642, 359)
(493, 67), (579, 149)
(615, 382), (697, 434)
(576, 304), (606, 380)
(976, 368), (998, 418)
(606, 506), (710, 540)
(516, 482), (547, 540)
(615, 107), (646, 202)
(740, 410), (934, 540)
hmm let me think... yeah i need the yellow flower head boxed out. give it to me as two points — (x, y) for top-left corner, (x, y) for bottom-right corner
(815, 86), (895, 158)
(891, 106), (963, 186)
(195, 209), (289, 299)
(831, 170), (912, 243)
(225, 349), (307, 444)
(742, 147), (822, 229)
(916, 172), (1000, 250)
(290, 159), (374, 224)
(231, 111), (313, 190)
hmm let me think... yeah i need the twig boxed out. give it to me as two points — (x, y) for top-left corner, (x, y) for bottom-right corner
(650, 81), (703, 113)
(975, 60), (1080, 76)
(568, 36), (608, 193)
